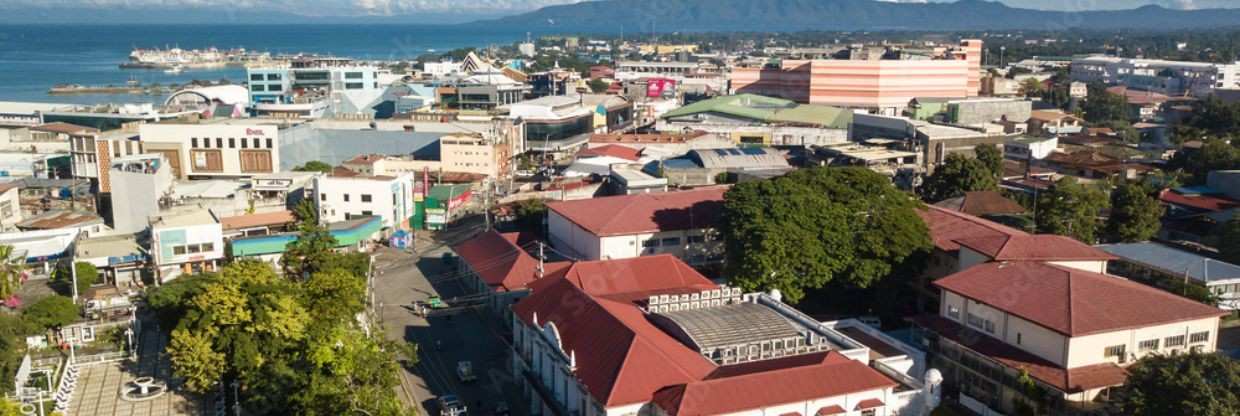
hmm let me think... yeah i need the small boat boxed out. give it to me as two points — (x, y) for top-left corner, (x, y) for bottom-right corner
(163, 65), (184, 74)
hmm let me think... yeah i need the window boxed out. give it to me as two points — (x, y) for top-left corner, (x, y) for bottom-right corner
(345, 82), (365, 90)
(241, 139), (248, 149)
(229, 138), (236, 148)
(343, 194), (350, 202)
(947, 305), (960, 319)
(1104, 344), (1126, 358)
(361, 210), (373, 216)
(201, 137), (210, 148)
(250, 74), (264, 81)
(266, 139), (273, 149)
(345, 72), (364, 79)
(661, 237), (680, 246)
(216, 138), (223, 148)
(173, 246), (186, 255)
(251, 84), (266, 92)
(361, 194), (372, 202)
(642, 239), (659, 248)
(199, 243), (214, 252)
(191, 138), (198, 148)
(268, 84), (282, 92)
(252, 138), (260, 149)
(1165, 335), (1186, 348)
(862, 410), (876, 416)
(320, 193), (327, 201)
(1016, 333), (1022, 345)
(687, 235), (705, 244)
(1190, 332), (1210, 344)
(266, 73), (281, 81)
(187, 244), (202, 254)
(191, 150), (223, 172)
(1139, 339), (1159, 351)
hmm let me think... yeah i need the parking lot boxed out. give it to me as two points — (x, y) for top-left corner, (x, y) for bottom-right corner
(372, 219), (527, 416)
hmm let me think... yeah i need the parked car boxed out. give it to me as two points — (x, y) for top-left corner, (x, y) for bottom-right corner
(439, 394), (467, 416)
(456, 361), (476, 383)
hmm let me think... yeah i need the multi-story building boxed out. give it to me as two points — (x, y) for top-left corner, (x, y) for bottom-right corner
(341, 133), (509, 179)
(108, 154), (174, 234)
(731, 40), (982, 115)
(313, 172), (414, 232)
(1071, 55), (1240, 96)
(138, 123), (279, 179)
(911, 260), (1225, 415)
(511, 254), (940, 416)
(150, 210), (224, 282)
(69, 126), (143, 192)
(546, 187), (726, 265)
(246, 57), (388, 118)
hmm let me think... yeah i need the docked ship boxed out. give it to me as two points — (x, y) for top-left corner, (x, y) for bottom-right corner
(120, 47), (274, 69)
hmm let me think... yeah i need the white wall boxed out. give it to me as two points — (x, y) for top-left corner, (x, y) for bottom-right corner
(0, 187), (21, 231)
(139, 124), (280, 178)
(1047, 260), (1107, 274)
(1066, 317), (1220, 368)
(314, 174), (414, 230)
(942, 290), (1069, 367)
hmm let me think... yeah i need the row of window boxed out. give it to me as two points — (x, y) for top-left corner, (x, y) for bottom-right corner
(638, 234), (712, 248)
(321, 193), (378, 203)
(250, 73), (282, 81)
(251, 84), (284, 92)
(190, 137), (274, 150)
(171, 242), (215, 256)
(1109, 332), (1211, 360)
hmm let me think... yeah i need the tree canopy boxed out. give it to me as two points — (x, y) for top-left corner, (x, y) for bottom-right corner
(974, 144), (1004, 179)
(282, 200), (340, 279)
(1169, 139), (1240, 184)
(1035, 177), (1109, 244)
(292, 161), (333, 174)
(1112, 352), (1240, 416)
(22, 295), (79, 330)
(1105, 183), (1165, 243)
(54, 262), (98, 297)
(921, 153), (998, 203)
(0, 245), (26, 304)
(720, 167), (931, 303)
(1082, 83), (1130, 123)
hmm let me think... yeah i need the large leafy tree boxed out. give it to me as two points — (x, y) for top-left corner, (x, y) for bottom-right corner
(282, 200), (340, 279)
(974, 144), (1004, 179)
(292, 161), (333, 173)
(721, 167), (931, 303)
(1105, 183), (1165, 243)
(21, 295), (79, 330)
(921, 153), (998, 202)
(1035, 177), (1109, 244)
(1112, 352), (1240, 416)
(1169, 139), (1240, 184)
(1082, 83), (1130, 123)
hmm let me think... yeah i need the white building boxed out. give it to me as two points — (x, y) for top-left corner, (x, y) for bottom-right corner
(138, 123), (279, 179)
(313, 173), (415, 232)
(546, 187), (725, 265)
(150, 210), (224, 282)
(423, 61), (464, 78)
(108, 154), (174, 234)
(511, 255), (939, 416)
(1071, 55), (1240, 96)
(0, 182), (21, 232)
(1004, 136), (1059, 161)
(70, 127), (143, 192)
(247, 58), (390, 118)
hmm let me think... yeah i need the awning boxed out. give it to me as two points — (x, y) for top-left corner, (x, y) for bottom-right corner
(816, 405), (846, 415)
(855, 398), (884, 410)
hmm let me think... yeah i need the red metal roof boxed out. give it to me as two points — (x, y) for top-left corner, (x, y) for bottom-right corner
(954, 234), (1117, 262)
(915, 205), (1028, 252)
(855, 398), (884, 410)
(933, 262), (1227, 336)
(578, 144), (641, 161)
(546, 254), (718, 300)
(1159, 189), (1240, 212)
(933, 191), (1026, 217)
(816, 405), (846, 415)
(651, 352), (897, 416)
(450, 230), (571, 292)
(911, 314), (1129, 393)
(219, 210), (295, 231)
(547, 187), (727, 237)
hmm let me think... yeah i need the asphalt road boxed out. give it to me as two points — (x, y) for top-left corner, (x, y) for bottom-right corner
(373, 218), (527, 416)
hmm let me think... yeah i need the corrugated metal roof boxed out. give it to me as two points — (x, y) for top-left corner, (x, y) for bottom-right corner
(1097, 242), (1240, 284)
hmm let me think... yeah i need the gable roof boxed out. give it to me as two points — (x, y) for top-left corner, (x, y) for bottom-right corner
(546, 254), (718, 299)
(915, 205), (1028, 252)
(933, 191), (1026, 216)
(954, 234), (1117, 262)
(547, 187), (726, 237)
(661, 94), (851, 129)
(1096, 242), (1240, 284)
(578, 144), (641, 161)
(651, 352), (897, 416)
(934, 261), (1226, 336)
(450, 230), (571, 292)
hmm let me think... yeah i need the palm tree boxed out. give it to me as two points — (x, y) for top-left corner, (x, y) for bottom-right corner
(0, 245), (27, 306)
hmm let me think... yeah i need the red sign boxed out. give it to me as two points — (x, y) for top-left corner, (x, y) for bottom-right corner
(646, 78), (676, 98)
(245, 128), (266, 136)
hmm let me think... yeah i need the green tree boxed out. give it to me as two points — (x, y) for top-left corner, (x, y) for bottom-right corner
(1220, 217), (1240, 265)
(721, 167), (931, 303)
(0, 314), (38, 391)
(921, 153), (998, 202)
(973, 144), (1004, 179)
(1035, 177), (1109, 244)
(1017, 77), (1043, 98)
(587, 78), (610, 93)
(1169, 138), (1240, 184)
(283, 200), (339, 279)
(1112, 352), (1240, 416)
(293, 161), (333, 173)
(22, 296), (79, 330)
(54, 262), (98, 297)
(167, 328), (227, 393)
(0, 245), (26, 304)
(1105, 183), (1165, 243)
(513, 198), (548, 231)
(1082, 83), (1130, 123)
(0, 398), (21, 416)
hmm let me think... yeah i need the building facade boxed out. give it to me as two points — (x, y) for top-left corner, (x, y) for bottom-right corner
(1071, 56), (1240, 96)
(247, 59), (387, 118)
(138, 123), (279, 179)
(313, 173), (415, 232)
(546, 188), (726, 265)
(150, 210), (224, 283)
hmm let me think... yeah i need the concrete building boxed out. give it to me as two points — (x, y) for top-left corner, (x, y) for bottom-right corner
(342, 133), (510, 179)
(69, 127), (143, 191)
(0, 182), (21, 232)
(247, 57), (389, 118)
(911, 259), (1225, 415)
(138, 123), (279, 179)
(1004, 136), (1059, 160)
(1071, 55), (1240, 96)
(850, 114), (1004, 172)
(586, 132), (734, 160)
(731, 40), (982, 115)
(546, 187), (726, 265)
(74, 234), (146, 288)
(150, 210), (224, 282)
(107, 154), (174, 234)
(657, 94), (852, 147)
(943, 98), (1032, 126)
(662, 147), (794, 187)
(511, 255), (939, 416)
(313, 173), (415, 232)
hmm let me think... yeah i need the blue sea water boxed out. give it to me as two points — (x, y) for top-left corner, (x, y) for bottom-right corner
(0, 24), (527, 105)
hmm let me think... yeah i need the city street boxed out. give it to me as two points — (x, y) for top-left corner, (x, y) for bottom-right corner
(373, 217), (528, 416)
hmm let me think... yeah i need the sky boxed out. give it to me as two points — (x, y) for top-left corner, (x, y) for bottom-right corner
(2, 0), (1239, 22)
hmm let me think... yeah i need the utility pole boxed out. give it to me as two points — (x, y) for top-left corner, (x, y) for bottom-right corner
(483, 178), (492, 231)
(536, 242), (544, 279)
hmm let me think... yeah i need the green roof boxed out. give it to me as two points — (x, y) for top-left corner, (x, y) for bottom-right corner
(661, 94), (851, 129)
(230, 216), (382, 257)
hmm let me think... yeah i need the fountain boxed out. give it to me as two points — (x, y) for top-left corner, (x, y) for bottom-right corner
(119, 376), (168, 401)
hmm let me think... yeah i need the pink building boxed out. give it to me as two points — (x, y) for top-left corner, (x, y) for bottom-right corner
(732, 40), (983, 115)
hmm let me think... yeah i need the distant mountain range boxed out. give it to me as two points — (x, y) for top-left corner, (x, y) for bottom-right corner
(470, 0), (1240, 32)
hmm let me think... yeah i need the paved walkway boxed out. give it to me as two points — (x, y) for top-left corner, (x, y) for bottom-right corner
(66, 327), (203, 416)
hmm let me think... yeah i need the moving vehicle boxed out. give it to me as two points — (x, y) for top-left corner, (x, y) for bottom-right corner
(456, 361), (476, 383)
(439, 394), (467, 416)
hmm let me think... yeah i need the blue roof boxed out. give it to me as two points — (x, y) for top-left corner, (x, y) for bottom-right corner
(1096, 242), (1240, 284)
